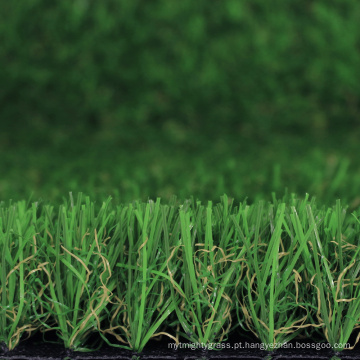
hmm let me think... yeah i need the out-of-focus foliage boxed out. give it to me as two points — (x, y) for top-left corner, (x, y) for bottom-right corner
(0, 1), (359, 204)
(1, 0), (360, 147)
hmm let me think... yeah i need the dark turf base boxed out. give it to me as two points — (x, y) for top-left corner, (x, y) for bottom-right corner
(2, 332), (360, 360)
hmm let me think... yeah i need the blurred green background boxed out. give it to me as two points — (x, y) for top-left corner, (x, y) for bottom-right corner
(1, 0), (360, 205)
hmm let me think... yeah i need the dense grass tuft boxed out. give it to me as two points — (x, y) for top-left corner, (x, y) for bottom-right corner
(1, 193), (360, 352)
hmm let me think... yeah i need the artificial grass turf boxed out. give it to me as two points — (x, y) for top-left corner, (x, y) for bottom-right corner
(1, 194), (360, 353)
(3, 137), (360, 209)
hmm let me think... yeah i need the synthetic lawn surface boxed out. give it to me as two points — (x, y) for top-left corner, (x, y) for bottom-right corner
(2, 134), (360, 208)
(1, 193), (360, 354)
